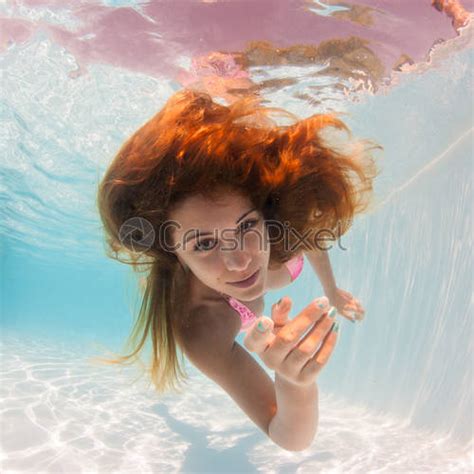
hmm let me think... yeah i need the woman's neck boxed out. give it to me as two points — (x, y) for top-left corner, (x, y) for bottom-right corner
(187, 270), (226, 304)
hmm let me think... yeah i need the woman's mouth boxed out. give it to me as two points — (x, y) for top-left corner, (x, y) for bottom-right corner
(227, 269), (260, 288)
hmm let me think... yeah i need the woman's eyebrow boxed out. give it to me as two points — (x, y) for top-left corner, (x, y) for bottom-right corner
(234, 206), (258, 224)
(183, 207), (258, 244)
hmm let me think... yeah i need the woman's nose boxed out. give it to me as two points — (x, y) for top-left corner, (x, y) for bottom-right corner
(221, 250), (252, 271)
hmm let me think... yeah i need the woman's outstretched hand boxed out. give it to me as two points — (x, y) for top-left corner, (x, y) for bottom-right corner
(325, 287), (365, 322)
(243, 296), (340, 387)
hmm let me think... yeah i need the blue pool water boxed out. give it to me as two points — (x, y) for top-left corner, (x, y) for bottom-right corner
(1, 1), (473, 472)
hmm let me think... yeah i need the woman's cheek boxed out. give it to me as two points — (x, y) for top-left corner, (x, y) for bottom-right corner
(258, 224), (270, 254)
(249, 223), (266, 248)
(206, 253), (223, 273)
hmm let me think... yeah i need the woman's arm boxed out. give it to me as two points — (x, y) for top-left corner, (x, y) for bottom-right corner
(304, 249), (365, 321)
(268, 373), (319, 451)
(304, 248), (337, 293)
(179, 306), (276, 437)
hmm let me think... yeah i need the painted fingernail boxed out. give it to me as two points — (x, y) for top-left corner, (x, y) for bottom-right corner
(328, 307), (337, 318)
(257, 320), (269, 333)
(277, 298), (283, 307)
(332, 322), (340, 332)
(315, 296), (329, 309)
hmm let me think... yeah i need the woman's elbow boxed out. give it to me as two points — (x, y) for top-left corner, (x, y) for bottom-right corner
(269, 432), (318, 452)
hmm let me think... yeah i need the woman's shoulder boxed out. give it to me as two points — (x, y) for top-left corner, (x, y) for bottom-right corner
(176, 294), (242, 350)
(266, 259), (294, 290)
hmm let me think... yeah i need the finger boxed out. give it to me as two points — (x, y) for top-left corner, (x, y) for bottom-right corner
(288, 322), (338, 386)
(344, 301), (365, 321)
(276, 297), (330, 344)
(271, 296), (292, 327)
(315, 321), (340, 364)
(355, 301), (365, 315)
(338, 307), (356, 322)
(243, 316), (275, 353)
(298, 322), (339, 381)
(291, 307), (338, 362)
(343, 300), (364, 316)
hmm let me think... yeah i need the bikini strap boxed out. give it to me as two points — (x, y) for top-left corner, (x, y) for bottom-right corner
(220, 293), (257, 330)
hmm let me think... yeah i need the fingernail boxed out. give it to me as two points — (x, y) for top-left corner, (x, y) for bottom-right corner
(277, 298), (283, 307)
(328, 307), (337, 318)
(257, 320), (269, 333)
(315, 296), (329, 309)
(332, 322), (340, 333)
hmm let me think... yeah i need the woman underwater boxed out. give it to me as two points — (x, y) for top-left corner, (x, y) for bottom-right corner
(96, 89), (381, 451)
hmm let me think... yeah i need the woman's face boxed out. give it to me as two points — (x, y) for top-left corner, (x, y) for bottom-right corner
(170, 189), (270, 301)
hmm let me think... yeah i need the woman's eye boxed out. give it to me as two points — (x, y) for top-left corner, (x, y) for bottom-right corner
(194, 239), (217, 252)
(240, 218), (259, 233)
(193, 219), (259, 252)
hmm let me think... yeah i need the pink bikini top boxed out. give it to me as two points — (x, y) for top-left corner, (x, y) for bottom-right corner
(220, 253), (304, 333)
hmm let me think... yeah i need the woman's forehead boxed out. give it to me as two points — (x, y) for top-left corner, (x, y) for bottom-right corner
(172, 191), (250, 220)
(170, 192), (256, 240)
